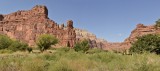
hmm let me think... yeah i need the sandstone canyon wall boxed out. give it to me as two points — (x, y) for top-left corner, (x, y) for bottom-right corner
(103, 24), (159, 51)
(0, 5), (76, 47)
(75, 28), (107, 49)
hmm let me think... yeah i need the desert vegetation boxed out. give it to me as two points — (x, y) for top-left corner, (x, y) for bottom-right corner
(130, 34), (160, 54)
(36, 34), (58, 52)
(74, 39), (90, 53)
(0, 34), (30, 53)
(0, 48), (160, 71)
(0, 34), (160, 71)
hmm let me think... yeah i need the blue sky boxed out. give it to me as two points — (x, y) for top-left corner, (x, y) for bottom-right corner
(0, 0), (160, 42)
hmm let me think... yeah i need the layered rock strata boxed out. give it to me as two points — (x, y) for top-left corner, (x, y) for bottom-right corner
(0, 5), (76, 47)
(75, 28), (107, 49)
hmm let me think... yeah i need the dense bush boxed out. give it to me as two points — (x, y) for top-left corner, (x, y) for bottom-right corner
(0, 34), (29, 52)
(0, 34), (12, 49)
(8, 40), (28, 52)
(130, 34), (160, 54)
(74, 39), (90, 53)
(36, 34), (58, 52)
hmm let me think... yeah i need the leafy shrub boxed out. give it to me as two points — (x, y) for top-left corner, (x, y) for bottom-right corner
(74, 39), (90, 53)
(8, 40), (28, 52)
(0, 34), (29, 52)
(130, 34), (160, 54)
(74, 42), (81, 52)
(0, 34), (12, 49)
(36, 34), (58, 52)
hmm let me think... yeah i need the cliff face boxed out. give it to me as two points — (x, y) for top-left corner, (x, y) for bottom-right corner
(74, 28), (130, 51)
(75, 28), (107, 49)
(125, 24), (156, 43)
(123, 24), (157, 49)
(103, 24), (158, 51)
(0, 5), (76, 47)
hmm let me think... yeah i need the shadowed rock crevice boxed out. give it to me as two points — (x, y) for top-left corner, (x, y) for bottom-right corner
(0, 14), (4, 21)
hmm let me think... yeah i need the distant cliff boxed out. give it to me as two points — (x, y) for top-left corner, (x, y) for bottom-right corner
(75, 28), (107, 49)
(103, 24), (159, 51)
(75, 23), (160, 51)
(124, 24), (157, 48)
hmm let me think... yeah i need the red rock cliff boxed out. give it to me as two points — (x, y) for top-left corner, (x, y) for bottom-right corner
(0, 5), (76, 47)
(103, 24), (158, 51)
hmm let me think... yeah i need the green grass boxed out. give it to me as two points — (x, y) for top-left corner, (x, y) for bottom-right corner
(0, 48), (160, 71)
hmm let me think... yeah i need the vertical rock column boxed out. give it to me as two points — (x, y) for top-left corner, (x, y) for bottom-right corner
(66, 20), (76, 48)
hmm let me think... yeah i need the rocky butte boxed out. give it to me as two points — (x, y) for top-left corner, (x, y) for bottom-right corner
(0, 5), (76, 47)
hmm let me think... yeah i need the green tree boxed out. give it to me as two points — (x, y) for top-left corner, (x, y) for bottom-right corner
(130, 34), (160, 54)
(74, 39), (90, 53)
(0, 34), (12, 49)
(74, 42), (81, 52)
(36, 34), (58, 52)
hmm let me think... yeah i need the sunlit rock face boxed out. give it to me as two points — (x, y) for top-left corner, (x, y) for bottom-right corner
(122, 24), (156, 49)
(0, 5), (76, 47)
(105, 24), (157, 51)
(75, 28), (107, 49)
(98, 23), (159, 51)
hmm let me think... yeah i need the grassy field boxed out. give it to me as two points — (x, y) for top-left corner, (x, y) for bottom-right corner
(0, 48), (160, 71)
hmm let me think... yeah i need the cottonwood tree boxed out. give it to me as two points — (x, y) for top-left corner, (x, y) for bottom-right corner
(36, 34), (58, 52)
